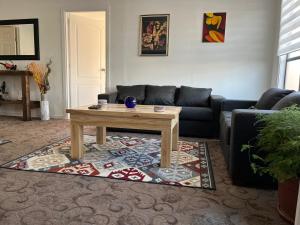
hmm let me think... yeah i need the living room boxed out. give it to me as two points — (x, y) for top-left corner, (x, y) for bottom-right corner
(0, 0), (299, 224)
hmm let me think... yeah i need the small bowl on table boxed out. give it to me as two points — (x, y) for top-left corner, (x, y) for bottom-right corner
(98, 99), (108, 106)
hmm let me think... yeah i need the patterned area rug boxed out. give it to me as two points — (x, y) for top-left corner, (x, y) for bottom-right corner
(0, 135), (215, 190)
(0, 139), (10, 145)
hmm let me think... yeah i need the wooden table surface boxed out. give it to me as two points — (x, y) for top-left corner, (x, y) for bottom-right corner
(66, 104), (182, 119)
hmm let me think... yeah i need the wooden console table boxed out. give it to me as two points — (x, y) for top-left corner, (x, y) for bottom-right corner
(0, 70), (40, 121)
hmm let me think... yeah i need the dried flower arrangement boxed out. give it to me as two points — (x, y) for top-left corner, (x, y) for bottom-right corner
(27, 60), (52, 98)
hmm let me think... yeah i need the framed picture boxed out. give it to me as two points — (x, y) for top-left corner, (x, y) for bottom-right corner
(202, 12), (227, 43)
(139, 14), (170, 56)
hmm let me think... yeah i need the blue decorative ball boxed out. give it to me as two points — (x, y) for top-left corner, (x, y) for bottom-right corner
(125, 96), (137, 108)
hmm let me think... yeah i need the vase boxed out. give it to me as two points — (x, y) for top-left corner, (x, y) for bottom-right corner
(40, 94), (50, 121)
(124, 96), (137, 108)
(277, 178), (299, 224)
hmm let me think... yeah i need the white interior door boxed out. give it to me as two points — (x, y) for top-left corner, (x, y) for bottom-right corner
(0, 26), (17, 55)
(69, 14), (105, 107)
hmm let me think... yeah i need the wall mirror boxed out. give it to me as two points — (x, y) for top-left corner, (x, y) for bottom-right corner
(0, 19), (40, 60)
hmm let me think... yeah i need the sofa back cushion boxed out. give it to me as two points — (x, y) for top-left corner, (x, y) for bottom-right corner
(116, 85), (146, 104)
(255, 88), (294, 109)
(176, 86), (212, 107)
(144, 85), (177, 105)
(272, 92), (300, 110)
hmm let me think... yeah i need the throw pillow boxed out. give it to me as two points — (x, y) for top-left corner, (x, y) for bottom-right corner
(255, 88), (294, 109)
(116, 85), (146, 104)
(144, 85), (177, 105)
(272, 92), (300, 110)
(176, 86), (212, 107)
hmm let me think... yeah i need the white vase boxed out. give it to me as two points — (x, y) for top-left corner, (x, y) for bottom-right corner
(40, 94), (50, 121)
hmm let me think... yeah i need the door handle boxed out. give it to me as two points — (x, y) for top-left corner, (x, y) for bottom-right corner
(100, 68), (106, 72)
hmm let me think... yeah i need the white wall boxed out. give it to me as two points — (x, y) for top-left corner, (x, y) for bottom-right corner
(109, 0), (281, 100)
(0, 0), (280, 118)
(0, 0), (108, 118)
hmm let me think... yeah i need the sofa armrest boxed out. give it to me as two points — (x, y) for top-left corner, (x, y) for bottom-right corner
(210, 95), (225, 118)
(209, 95), (225, 137)
(229, 109), (278, 186)
(221, 99), (257, 111)
(98, 92), (117, 103)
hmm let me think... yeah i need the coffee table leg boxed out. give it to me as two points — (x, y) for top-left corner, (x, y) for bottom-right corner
(172, 121), (179, 151)
(161, 128), (172, 168)
(96, 127), (106, 144)
(71, 123), (84, 160)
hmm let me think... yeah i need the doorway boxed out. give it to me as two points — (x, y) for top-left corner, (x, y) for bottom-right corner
(64, 11), (106, 109)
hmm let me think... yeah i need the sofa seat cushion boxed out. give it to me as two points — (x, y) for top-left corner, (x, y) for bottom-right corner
(255, 88), (294, 109)
(144, 85), (176, 105)
(176, 86), (212, 107)
(220, 111), (232, 145)
(272, 92), (300, 110)
(180, 107), (213, 121)
(116, 85), (146, 104)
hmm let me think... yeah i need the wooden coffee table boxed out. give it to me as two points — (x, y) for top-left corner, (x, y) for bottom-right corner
(66, 104), (182, 168)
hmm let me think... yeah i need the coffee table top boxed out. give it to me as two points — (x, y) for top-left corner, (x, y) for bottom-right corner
(66, 104), (182, 119)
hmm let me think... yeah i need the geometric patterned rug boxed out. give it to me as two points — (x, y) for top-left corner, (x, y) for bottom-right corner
(0, 135), (216, 190)
(0, 139), (10, 145)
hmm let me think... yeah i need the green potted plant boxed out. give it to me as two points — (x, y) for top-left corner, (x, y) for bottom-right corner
(242, 105), (300, 224)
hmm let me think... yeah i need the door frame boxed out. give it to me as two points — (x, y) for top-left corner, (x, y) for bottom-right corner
(62, 10), (109, 118)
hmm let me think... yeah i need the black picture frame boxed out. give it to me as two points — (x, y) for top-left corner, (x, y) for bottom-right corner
(0, 18), (40, 60)
(139, 14), (170, 56)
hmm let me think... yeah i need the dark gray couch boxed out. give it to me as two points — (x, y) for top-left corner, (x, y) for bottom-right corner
(98, 85), (224, 138)
(219, 89), (300, 188)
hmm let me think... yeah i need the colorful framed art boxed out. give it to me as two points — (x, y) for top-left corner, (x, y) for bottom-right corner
(139, 14), (170, 56)
(202, 12), (227, 43)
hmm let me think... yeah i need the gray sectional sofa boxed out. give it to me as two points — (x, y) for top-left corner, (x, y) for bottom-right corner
(98, 85), (224, 138)
(219, 89), (300, 188)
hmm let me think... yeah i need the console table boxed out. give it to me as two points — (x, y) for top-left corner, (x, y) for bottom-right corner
(0, 70), (40, 121)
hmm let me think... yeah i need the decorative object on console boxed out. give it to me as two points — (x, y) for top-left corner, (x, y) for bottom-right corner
(139, 14), (170, 56)
(124, 96), (137, 108)
(27, 59), (52, 121)
(202, 12), (226, 43)
(242, 106), (300, 224)
(0, 62), (17, 70)
(0, 81), (8, 100)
